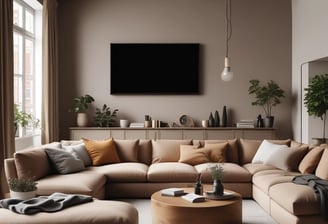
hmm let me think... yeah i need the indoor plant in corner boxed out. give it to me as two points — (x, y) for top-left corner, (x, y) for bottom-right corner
(304, 74), (328, 144)
(8, 177), (38, 200)
(72, 94), (95, 127)
(248, 79), (285, 128)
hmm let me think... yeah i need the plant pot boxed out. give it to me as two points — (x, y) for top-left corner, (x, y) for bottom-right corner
(264, 116), (274, 128)
(213, 179), (224, 196)
(10, 190), (37, 200)
(77, 113), (89, 127)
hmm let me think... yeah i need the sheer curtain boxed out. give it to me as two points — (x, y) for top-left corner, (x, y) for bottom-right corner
(42, 0), (59, 144)
(0, 0), (15, 198)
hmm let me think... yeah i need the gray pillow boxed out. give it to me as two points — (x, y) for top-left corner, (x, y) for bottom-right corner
(62, 143), (92, 167)
(45, 147), (85, 174)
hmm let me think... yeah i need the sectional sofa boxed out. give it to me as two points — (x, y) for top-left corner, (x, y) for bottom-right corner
(4, 138), (328, 224)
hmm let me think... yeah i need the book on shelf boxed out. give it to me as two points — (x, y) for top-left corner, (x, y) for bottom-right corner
(182, 193), (205, 203)
(236, 120), (255, 128)
(161, 188), (185, 196)
(129, 122), (145, 128)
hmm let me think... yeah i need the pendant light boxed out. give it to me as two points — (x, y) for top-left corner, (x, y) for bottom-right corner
(221, 0), (234, 82)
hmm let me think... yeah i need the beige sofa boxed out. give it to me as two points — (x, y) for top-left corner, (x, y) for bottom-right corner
(4, 138), (328, 224)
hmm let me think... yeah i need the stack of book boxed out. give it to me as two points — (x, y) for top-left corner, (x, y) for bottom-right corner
(129, 122), (145, 128)
(161, 188), (185, 196)
(236, 120), (255, 128)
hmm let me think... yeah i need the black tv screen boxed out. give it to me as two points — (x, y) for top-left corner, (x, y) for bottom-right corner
(110, 43), (200, 94)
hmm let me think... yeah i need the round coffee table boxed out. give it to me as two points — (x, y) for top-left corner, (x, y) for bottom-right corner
(151, 188), (242, 224)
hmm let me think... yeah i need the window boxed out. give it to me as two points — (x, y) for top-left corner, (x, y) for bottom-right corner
(13, 0), (42, 138)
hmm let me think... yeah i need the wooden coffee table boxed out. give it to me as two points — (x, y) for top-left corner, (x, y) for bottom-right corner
(151, 188), (242, 224)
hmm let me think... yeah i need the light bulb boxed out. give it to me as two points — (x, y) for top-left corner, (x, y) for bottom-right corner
(221, 57), (234, 81)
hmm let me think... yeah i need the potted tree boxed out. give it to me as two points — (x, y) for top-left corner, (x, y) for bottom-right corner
(304, 74), (328, 144)
(14, 104), (39, 137)
(72, 94), (95, 127)
(248, 79), (285, 127)
(8, 177), (37, 200)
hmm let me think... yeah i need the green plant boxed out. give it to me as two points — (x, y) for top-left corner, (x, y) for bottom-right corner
(304, 74), (328, 140)
(248, 79), (285, 117)
(207, 164), (224, 180)
(14, 104), (39, 133)
(8, 177), (37, 192)
(94, 104), (119, 127)
(72, 94), (95, 113)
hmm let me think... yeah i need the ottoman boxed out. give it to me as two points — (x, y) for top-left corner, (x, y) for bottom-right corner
(0, 200), (138, 224)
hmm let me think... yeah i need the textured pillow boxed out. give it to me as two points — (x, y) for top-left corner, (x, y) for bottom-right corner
(298, 146), (325, 174)
(62, 143), (92, 167)
(45, 147), (85, 174)
(252, 140), (289, 164)
(179, 145), (209, 165)
(14, 148), (51, 181)
(114, 139), (139, 162)
(264, 146), (308, 171)
(152, 140), (192, 163)
(315, 148), (328, 180)
(83, 138), (120, 165)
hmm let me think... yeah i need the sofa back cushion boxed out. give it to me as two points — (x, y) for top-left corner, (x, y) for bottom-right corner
(114, 139), (139, 162)
(138, 140), (152, 165)
(152, 139), (192, 163)
(298, 145), (325, 174)
(203, 139), (239, 163)
(315, 148), (328, 180)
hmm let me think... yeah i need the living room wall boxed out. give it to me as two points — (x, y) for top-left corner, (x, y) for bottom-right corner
(57, 0), (292, 139)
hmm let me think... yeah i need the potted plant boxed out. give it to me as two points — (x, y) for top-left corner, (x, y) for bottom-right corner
(14, 104), (40, 137)
(248, 79), (285, 127)
(94, 104), (119, 127)
(72, 94), (95, 127)
(8, 177), (37, 200)
(304, 74), (328, 144)
(207, 164), (224, 196)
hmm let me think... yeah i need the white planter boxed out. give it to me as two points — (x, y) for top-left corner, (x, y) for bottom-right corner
(77, 113), (89, 127)
(10, 190), (37, 200)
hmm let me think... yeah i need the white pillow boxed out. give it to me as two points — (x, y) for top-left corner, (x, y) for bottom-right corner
(252, 140), (289, 164)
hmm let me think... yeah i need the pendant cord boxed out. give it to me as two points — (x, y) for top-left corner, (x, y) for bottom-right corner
(225, 0), (232, 58)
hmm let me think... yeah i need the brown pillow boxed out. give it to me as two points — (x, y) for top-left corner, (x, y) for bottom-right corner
(238, 139), (262, 165)
(204, 139), (239, 163)
(152, 139), (192, 163)
(204, 142), (228, 163)
(114, 139), (139, 162)
(83, 138), (120, 166)
(315, 148), (328, 180)
(14, 148), (51, 181)
(299, 146), (325, 174)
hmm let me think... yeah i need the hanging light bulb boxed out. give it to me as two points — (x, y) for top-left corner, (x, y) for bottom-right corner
(221, 0), (234, 82)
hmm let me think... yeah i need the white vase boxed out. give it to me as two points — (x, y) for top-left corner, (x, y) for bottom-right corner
(10, 190), (37, 200)
(77, 113), (89, 127)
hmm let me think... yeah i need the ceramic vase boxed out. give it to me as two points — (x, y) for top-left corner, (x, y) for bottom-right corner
(77, 113), (88, 127)
(222, 106), (227, 127)
(214, 110), (220, 127)
(213, 179), (224, 196)
(208, 113), (215, 127)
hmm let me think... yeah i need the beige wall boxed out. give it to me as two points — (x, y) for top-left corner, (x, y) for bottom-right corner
(292, 0), (328, 143)
(58, 0), (292, 139)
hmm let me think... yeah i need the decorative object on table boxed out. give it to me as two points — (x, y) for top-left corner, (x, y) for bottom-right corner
(94, 104), (118, 127)
(71, 94), (95, 127)
(248, 79), (285, 128)
(256, 114), (264, 128)
(179, 115), (195, 127)
(304, 74), (328, 144)
(201, 120), (209, 128)
(8, 177), (37, 200)
(208, 112), (215, 127)
(207, 164), (224, 196)
(194, 173), (203, 195)
(14, 103), (39, 137)
(222, 106), (228, 127)
(214, 110), (220, 127)
(152, 120), (160, 128)
(144, 115), (152, 128)
(120, 119), (129, 128)
(161, 188), (185, 197)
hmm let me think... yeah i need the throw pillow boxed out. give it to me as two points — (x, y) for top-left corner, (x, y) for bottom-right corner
(152, 139), (192, 163)
(45, 147), (85, 174)
(252, 140), (289, 164)
(83, 138), (120, 165)
(114, 139), (139, 162)
(179, 145), (209, 165)
(264, 145), (308, 171)
(298, 146), (325, 174)
(238, 139), (262, 165)
(315, 148), (328, 180)
(204, 142), (228, 163)
(62, 143), (92, 167)
(204, 139), (239, 163)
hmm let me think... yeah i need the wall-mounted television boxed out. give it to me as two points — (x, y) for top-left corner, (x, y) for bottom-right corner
(110, 43), (200, 94)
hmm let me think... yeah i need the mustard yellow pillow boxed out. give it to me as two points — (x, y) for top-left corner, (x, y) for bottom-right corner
(83, 138), (120, 166)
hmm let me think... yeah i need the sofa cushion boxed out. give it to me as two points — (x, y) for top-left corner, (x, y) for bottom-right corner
(83, 138), (120, 166)
(243, 163), (278, 174)
(204, 139), (239, 163)
(62, 143), (92, 167)
(14, 147), (51, 181)
(253, 172), (296, 193)
(88, 163), (148, 182)
(138, 140), (152, 165)
(114, 139), (139, 162)
(252, 140), (290, 164)
(315, 148), (328, 180)
(148, 162), (198, 182)
(194, 163), (252, 183)
(45, 147), (85, 174)
(152, 139), (192, 163)
(299, 146), (325, 174)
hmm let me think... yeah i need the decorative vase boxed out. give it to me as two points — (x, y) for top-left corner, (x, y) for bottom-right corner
(214, 110), (220, 127)
(222, 106), (227, 127)
(208, 113), (215, 127)
(213, 179), (224, 196)
(77, 113), (89, 127)
(10, 190), (37, 200)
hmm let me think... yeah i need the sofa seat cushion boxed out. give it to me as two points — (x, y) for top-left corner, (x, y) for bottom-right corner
(36, 170), (106, 198)
(88, 162), (148, 182)
(148, 162), (198, 182)
(243, 163), (278, 174)
(194, 163), (252, 183)
(253, 173), (296, 194)
(269, 182), (321, 216)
